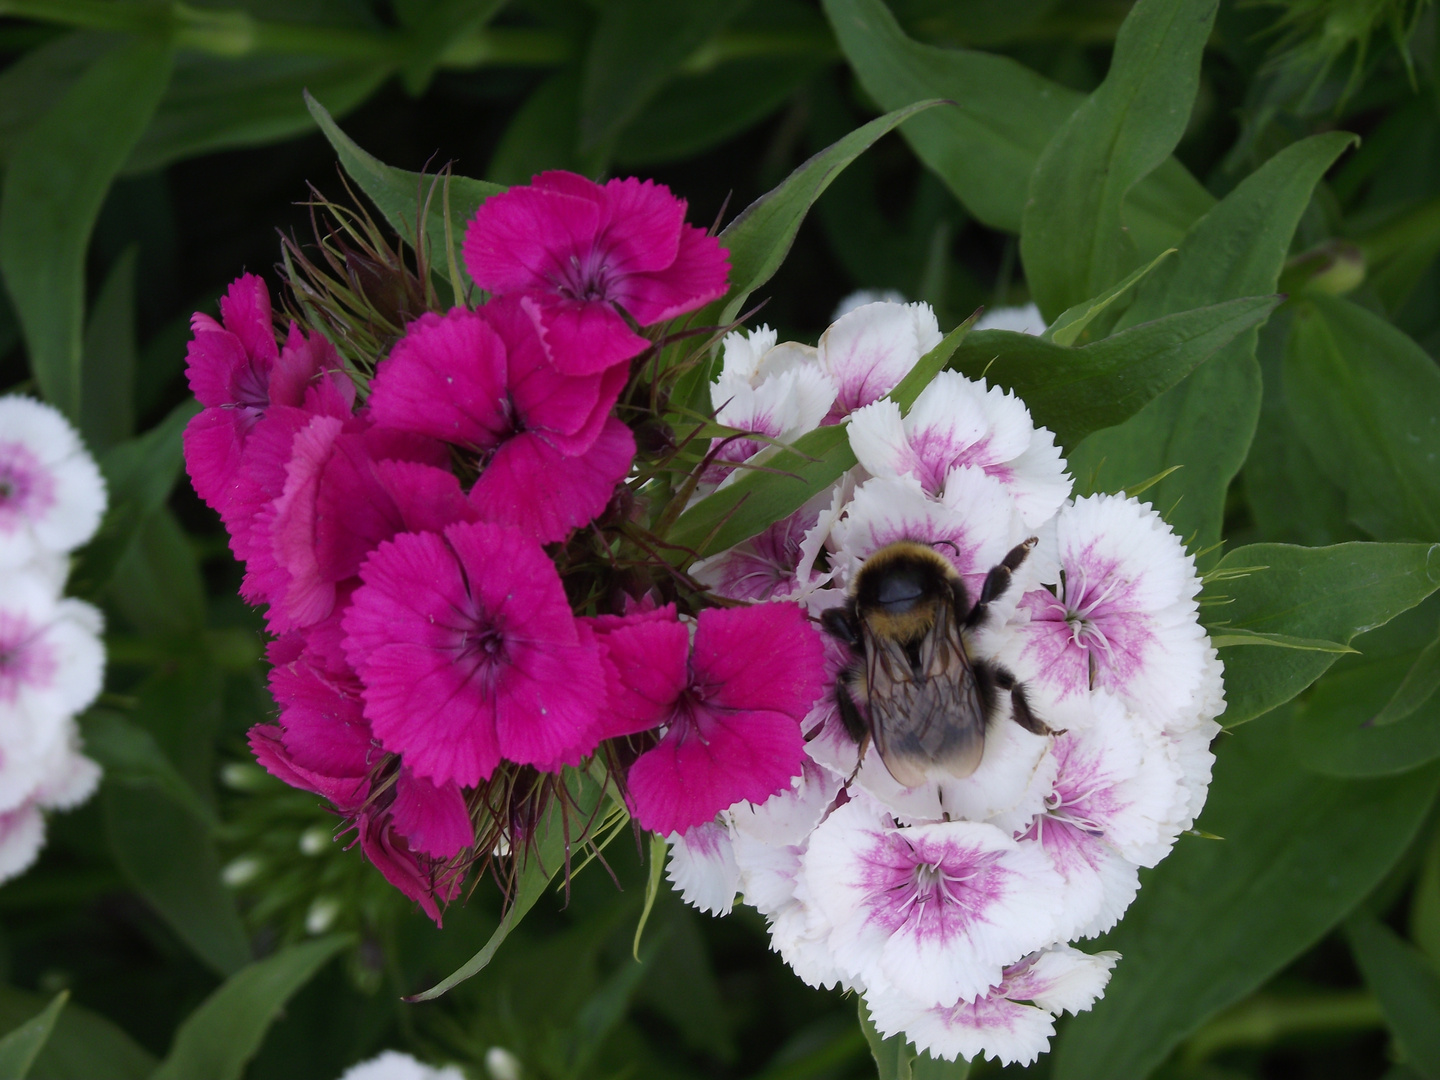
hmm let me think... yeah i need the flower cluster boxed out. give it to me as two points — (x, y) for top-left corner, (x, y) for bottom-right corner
(0, 396), (106, 882)
(185, 171), (836, 923)
(669, 314), (1224, 1066)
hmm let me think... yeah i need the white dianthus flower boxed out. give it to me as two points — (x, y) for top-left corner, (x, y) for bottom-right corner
(0, 396), (107, 568)
(972, 302), (1046, 335)
(336, 1050), (466, 1080)
(816, 301), (941, 421)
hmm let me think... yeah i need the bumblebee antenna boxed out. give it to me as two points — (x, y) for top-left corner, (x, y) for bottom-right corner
(931, 539), (961, 556)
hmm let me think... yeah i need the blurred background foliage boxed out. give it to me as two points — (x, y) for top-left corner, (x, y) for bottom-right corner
(4, 0), (1440, 1078)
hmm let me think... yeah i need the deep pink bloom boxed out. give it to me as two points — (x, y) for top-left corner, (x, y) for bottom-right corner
(251, 414), (465, 631)
(184, 276), (352, 522)
(367, 299), (634, 543)
(463, 172), (729, 375)
(341, 521), (607, 787)
(248, 724), (369, 815)
(615, 603), (827, 836)
(356, 809), (465, 925)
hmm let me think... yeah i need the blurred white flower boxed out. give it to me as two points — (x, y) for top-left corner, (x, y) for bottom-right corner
(973, 302), (1046, 335)
(832, 288), (907, 321)
(337, 1050), (466, 1080)
(0, 396), (106, 569)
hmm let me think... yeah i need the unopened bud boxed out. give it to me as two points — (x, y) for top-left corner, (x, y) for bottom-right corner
(306, 897), (341, 935)
(485, 1047), (523, 1080)
(299, 826), (331, 855)
(221, 855), (263, 887)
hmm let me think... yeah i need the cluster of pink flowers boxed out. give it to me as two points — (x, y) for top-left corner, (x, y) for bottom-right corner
(0, 396), (106, 882)
(184, 172), (836, 922)
(669, 311), (1224, 1066)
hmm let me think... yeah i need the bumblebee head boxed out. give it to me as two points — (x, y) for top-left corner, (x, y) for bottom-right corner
(852, 541), (964, 641)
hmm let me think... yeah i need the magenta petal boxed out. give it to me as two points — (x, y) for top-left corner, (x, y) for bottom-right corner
(693, 603), (827, 718)
(627, 704), (806, 836)
(368, 309), (510, 447)
(218, 273), (278, 372)
(463, 178), (606, 295)
(357, 812), (460, 926)
(269, 323), (344, 408)
(533, 297), (651, 376)
(471, 417), (634, 544)
(616, 225), (730, 326)
(391, 769), (474, 859)
(183, 407), (245, 514)
(185, 322), (254, 410)
(597, 176), (685, 274)
(269, 660), (373, 776)
(591, 611), (690, 739)
(249, 724), (369, 813)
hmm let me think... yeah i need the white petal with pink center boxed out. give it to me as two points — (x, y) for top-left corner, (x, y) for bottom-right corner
(847, 373), (1070, 529)
(690, 483), (846, 603)
(731, 757), (841, 846)
(803, 798), (1064, 1007)
(816, 302), (941, 421)
(829, 472), (1023, 605)
(708, 364), (838, 481)
(666, 818), (740, 916)
(866, 945), (1117, 1066)
(0, 396), (106, 568)
(991, 494), (1209, 726)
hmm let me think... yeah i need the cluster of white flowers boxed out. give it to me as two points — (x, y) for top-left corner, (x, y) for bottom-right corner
(0, 396), (107, 882)
(680, 302), (1223, 1066)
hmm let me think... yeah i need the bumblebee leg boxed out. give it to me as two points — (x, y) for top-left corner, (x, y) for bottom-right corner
(992, 665), (1061, 736)
(821, 605), (861, 648)
(835, 680), (869, 744)
(965, 537), (1037, 629)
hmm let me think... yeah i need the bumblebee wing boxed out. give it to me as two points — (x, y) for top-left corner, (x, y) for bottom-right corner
(862, 606), (986, 787)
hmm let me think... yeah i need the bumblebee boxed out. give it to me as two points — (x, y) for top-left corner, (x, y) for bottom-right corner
(820, 539), (1054, 787)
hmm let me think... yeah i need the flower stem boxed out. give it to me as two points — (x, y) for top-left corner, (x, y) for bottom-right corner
(1179, 989), (1385, 1066)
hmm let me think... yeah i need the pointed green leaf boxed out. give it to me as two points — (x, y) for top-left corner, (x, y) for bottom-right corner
(399, 0), (506, 96)
(670, 317), (971, 557)
(1288, 601), (1440, 778)
(1020, 0), (1217, 317)
(711, 100), (943, 330)
(407, 768), (607, 1000)
(0, 985), (152, 1080)
(1207, 629), (1356, 653)
(0, 993), (66, 1080)
(822, 0), (1212, 240)
(1348, 917), (1440, 1079)
(149, 937), (349, 1080)
(304, 92), (502, 291)
(949, 296), (1278, 453)
(1374, 624), (1440, 727)
(1204, 542), (1440, 727)
(1044, 248), (1174, 348)
(1070, 132), (1355, 557)
(1053, 715), (1440, 1080)
(633, 832), (668, 960)
(487, 67), (591, 183)
(0, 37), (171, 421)
(81, 710), (218, 829)
(1284, 293), (1440, 542)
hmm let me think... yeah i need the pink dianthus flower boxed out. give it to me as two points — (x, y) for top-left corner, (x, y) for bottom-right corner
(597, 603), (826, 837)
(341, 521), (607, 788)
(463, 172), (729, 375)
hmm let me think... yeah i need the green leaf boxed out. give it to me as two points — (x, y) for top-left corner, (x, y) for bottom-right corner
(823, 0), (1212, 242)
(1284, 293), (1440, 542)
(0, 30), (109, 170)
(81, 710), (218, 829)
(1374, 624), (1440, 727)
(0, 985), (153, 1080)
(149, 936), (349, 1080)
(710, 99), (943, 330)
(633, 832), (667, 960)
(1348, 916), (1440, 1079)
(125, 54), (389, 174)
(1044, 248), (1175, 348)
(104, 507), (206, 636)
(858, 1001), (969, 1080)
(1204, 542), (1440, 727)
(948, 296), (1279, 453)
(68, 399), (200, 600)
(0, 37), (171, 421)
(670, 318), (971, 557)
(78, 245), (136, 453)
(398, 0), (505, 96)
(0, 993), (66, 1080)
(407, 769), (607, 1001)
(1020, 0), (1217, 317)
(103, 780), (251, 977)
(1052, 714), (1440, 1080)
(1207, 628), (1356, 653)
(1288, 601), (1440, 778)
(580, 0), (748, 153)
(304, 92), (502, 291)
(1070, 132), (1355, 558)
(487, 67), (591, 184)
